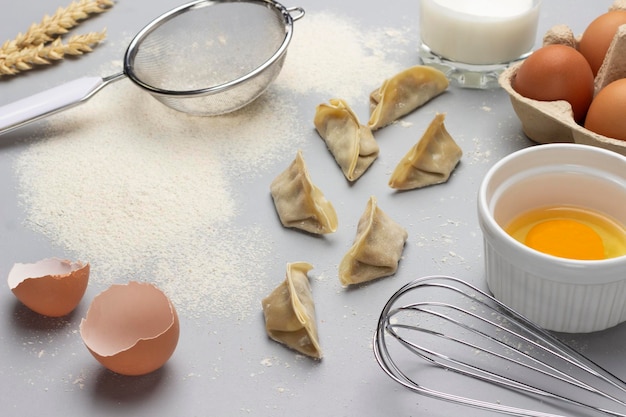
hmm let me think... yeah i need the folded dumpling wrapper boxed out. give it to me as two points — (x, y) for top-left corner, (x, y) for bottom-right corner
(270, 150), (338, 234)
(314, 98), (379, 181)
(368, 65), (449, 130)
(389, 113), (462, 190)
(339, 196), (408, 286)
(262, 262), (322, 359)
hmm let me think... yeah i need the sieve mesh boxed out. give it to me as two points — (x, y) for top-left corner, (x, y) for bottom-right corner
(125, 0), (301, 115)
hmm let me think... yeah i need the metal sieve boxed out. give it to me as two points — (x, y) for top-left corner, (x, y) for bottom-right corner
(0, 0), (305, 135)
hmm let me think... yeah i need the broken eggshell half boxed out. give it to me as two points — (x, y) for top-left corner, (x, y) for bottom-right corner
(80, 281), (180, 376)
(8, 258), (90, 317)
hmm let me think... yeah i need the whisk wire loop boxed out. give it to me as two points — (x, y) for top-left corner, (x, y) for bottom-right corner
(374, 276), (626, 417)
(389, 304), (624, 411)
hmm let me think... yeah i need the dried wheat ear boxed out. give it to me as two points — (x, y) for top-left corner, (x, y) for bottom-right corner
(0, 0), (113, 76)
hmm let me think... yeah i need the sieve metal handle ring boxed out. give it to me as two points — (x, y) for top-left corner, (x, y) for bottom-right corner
(287, 6), (305, 21)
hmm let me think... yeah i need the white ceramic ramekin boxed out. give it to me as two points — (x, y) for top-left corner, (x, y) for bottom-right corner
(478, 143), (626, 333)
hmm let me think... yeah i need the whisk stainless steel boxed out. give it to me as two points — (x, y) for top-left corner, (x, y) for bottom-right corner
(0, 0), (304, 135)
(374, 275), (626, 417)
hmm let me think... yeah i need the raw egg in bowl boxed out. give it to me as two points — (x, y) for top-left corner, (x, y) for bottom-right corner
(80, 281), (179, 376)
(478, 143), (626, 333)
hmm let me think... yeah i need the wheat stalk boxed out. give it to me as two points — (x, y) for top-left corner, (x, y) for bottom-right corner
(0, 30), (107, 75)
(0, 0), (113, 54)
(0, 0), (113, 76)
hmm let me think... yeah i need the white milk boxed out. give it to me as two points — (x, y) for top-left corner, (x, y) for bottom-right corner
(420, 0), (540, 65)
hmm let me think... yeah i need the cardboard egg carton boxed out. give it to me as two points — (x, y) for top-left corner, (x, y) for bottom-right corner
(499, 0), (626, 156)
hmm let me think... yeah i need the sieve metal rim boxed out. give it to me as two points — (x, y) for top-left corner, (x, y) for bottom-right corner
(122, 0), (304, 99)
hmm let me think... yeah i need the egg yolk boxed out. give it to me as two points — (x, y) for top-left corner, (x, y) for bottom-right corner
(525, 219), (604, 260)
(505, 205), (626, 261)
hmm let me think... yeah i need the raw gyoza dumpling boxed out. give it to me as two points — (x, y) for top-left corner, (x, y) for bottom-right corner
(314, 98), (379, 181)
(270, 150), (338, 234)
(368, 65), (448, 130)
(339, 196), (408, 286)
(261, 262), (322, 359)
(388, 113), (462, 190)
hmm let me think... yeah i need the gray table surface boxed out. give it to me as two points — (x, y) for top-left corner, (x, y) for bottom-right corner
(1, 1), (624, 416)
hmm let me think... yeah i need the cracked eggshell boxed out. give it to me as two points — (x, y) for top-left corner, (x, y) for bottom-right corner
(80, 281), (179, 376)
(7, 258), (90, 317)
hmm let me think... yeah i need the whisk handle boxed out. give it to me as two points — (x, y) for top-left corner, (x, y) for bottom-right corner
(0, 74), (123, 136)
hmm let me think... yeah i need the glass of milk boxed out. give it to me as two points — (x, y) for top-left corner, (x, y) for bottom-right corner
(419, 0), (541, 89)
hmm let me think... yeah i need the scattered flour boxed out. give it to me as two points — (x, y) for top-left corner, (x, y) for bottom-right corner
(12, 10), (414, 319)
(15, 80), (284, 319)
(276, 10), (411, 102)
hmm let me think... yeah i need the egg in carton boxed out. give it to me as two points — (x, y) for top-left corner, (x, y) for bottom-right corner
(499, 0), (626, 156)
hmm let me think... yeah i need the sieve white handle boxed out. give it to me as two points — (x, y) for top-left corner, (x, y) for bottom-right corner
(0, 74), (123, 136)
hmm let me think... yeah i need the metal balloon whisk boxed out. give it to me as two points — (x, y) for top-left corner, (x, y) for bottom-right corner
(374, 275), (626, 417)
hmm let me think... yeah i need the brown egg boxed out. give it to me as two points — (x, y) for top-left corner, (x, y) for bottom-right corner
(579, 11), (626, 76)
(584, 78), (626, 141)
(80, 281), (179, 376)
(7, 258), (89, 317)
(512, 44), (594, 123)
